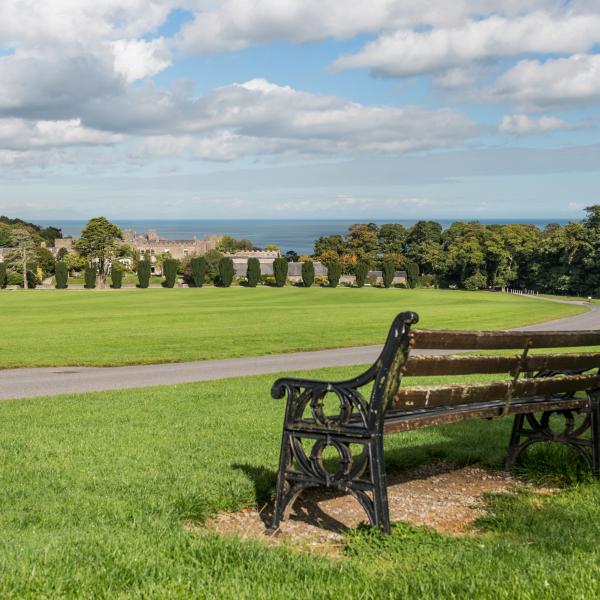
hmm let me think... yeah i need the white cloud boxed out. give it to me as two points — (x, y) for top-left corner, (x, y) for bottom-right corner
(178, 1), (562, 54)
(499, 114), (571, 134)
(489, 54), (600, 110)
(332, 13), (600, 77)
(111, 38), (171, 83)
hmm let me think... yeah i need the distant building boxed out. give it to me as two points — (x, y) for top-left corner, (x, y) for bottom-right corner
(124, 229), (223, 262)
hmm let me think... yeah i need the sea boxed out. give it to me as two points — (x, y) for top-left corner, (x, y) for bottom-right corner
(40, 219), (571, 256)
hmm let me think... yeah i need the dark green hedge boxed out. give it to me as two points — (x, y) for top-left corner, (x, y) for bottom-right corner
(110, 265), (123, 289)
(327, 261), (341, 288)
(84, 266), (96, 289)
(301, 260), (315, 287)
(55, 261), (68, 289)
(0, 263), (6, 289)
(162, 258), (179, 288)
(273, 257), (288, 287)
(382, 261), (395, 288)
(246, 257), (261, 287)
(218, 257), (235, 287)
(137, 260), (151, 288)
(355, 261), (369, 288)
(190, 257), (207, 287)
(405, 261), (419, 289)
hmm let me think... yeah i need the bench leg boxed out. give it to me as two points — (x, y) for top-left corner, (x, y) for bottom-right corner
(271, 429), (296, 532)
(506, 406), (598, 475)
(370, 435), (391, 534)
(591, 393), (600, 477)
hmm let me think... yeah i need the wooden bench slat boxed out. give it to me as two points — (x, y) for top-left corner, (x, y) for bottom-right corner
(384, 396), (589, 434)
(404, 352), (600, 377)
(412, 329), (600, 350)
(394, 373), (600, 409)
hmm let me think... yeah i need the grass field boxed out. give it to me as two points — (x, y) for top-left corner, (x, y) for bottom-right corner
(0, 288), (586, 369)
(0, 366), (598, 598)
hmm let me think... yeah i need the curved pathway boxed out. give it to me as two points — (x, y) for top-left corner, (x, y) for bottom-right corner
(1, 297), (598, 401)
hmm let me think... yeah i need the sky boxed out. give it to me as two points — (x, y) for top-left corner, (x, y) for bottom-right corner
(1, 0), (600, 221)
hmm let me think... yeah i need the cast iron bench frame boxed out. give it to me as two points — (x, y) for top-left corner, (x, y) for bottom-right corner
(270, 311), (600, 533)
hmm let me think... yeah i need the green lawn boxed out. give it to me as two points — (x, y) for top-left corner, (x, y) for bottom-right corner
(0, 288), (586, 369)
(0, 367), (598, 598)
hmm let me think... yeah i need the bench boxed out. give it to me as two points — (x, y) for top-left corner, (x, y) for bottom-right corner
(270, 311), (600, 533)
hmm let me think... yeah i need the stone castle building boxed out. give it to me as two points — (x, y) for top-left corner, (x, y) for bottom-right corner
(123, 229), (223, 260)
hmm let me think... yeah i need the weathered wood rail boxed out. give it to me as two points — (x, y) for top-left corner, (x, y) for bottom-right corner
(270, 312), (600, 533)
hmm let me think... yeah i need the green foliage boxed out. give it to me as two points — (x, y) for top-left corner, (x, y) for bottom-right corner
(327, 261), (342, 288)
(355, 261), (369, 288)
(84, 266), (96, 289)
(382, 261), (395, 288)
(217, 235), (253, 253)
(203, 250), (224, 283)
(162, 258), (179, 288)
(272, 257), (288, 287)
(7, 271), (23, 286)
(464, 272), (488, 291)
(74, 217), (122, 285)
(55, 262), (68, 289)
(0, 215), (62, 246)
(56, 247), (69, 261)
(137, 260), (151, 288)
(246, 257), (261, 287)
(218, 257), (235, 287)
(0, 263), (6, 289)
(405, 261), (419, 289)
(110, 265), (123, 289)
(301, 260), (315, 287)
(190, 257), (208, 287)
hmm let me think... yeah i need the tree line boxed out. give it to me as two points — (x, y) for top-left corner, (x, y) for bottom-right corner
(310, 205), (600, 295)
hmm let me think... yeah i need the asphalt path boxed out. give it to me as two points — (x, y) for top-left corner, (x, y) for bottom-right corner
(1, 297), (598, 401)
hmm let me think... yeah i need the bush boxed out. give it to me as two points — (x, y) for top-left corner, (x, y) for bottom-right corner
(355, 261), (369, 288)
(110, 265), (123, 289)
(190, 257), (208, 287)
(262, 275), (276, 287)
(7, 271), (23, 286)
(301, 260), (315, 287)
(218, 257), (235, 287)
(418, 274), (437, 288)
(246, 257), (261, 287)
(162, 258), (179, 288)
(382, 261), (395, 288)
(84, 266), (97, 289)
(55, 261), (68, 289)
(405, 261), (419, 289)
(137, 260), (151, 288)
(0, 263), (6, 289)
(464, 272), (487, 291)
(327, 261), (342, 288)
(273, 257), (288, 287)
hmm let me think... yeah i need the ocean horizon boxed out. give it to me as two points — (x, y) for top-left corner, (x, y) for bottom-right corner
(40, 218), (572, 255)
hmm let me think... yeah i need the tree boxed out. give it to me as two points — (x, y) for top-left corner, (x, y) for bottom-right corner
(327, 261), (342, 288)
(190, 256), (208, 287)
(74, 217), (123, 288)
(285, 250), (299, 262)
(84, 266), (97, 289)
(162, 258), (179, 288)
(246, 257), (261, 287)
(55, 261), (68, 289)
(314, 234), (345, 257)
(10, 228), (36, 289)
(218, 257), (235, 287)
(355, 261), (369, 287)
(203, 249), (224, 283)
(405, 221), (445, 275)
(35, 246), (56, 276)
(382, 261), (395, 288)
(56, 247), (69, 261)
(110, 264), (123, 289)
(378, 223), (408, 255)
(346, 223), (379, 262)
(265, 244), (280, 253)
(217, 236), (253, 253)
(405, 261), (419, 289)
(301, 260), (315, 287)
(137, 260), (151, 288)
(0, 263), (6, 289)
(273, 257), (288, 287)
